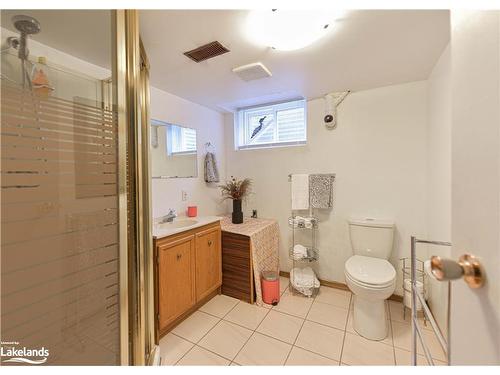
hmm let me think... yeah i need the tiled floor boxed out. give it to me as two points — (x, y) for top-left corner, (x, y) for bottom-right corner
(160, 277), (447, 366)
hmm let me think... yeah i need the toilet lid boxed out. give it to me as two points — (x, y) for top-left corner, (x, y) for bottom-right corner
(345, 255), (396, 286)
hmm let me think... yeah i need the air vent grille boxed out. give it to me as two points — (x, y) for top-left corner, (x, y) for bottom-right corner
(183, 41), (229, 63)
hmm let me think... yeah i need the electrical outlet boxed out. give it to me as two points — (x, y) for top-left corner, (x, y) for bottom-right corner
(181, 190), (187, 201)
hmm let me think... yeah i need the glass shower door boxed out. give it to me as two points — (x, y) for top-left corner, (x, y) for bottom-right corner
(1, 10), (128, 365)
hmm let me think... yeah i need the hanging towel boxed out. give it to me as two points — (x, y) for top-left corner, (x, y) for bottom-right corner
(309, 174), (335, 209)
(204, 152), (220, 183)
(291, 174), (309, 210)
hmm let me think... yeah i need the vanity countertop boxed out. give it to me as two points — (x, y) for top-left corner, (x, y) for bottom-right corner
(153, 215), (222, 239)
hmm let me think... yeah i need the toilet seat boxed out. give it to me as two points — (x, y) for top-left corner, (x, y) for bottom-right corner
(345, 255), (396, 288)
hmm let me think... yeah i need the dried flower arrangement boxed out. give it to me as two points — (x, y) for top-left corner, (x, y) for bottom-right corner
(219, 176), (252, 224)
(219, 176), (252, 201)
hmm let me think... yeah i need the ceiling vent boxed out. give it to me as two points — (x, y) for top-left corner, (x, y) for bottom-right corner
(232, 62), (272, 82)
(183, 41), (229, 63)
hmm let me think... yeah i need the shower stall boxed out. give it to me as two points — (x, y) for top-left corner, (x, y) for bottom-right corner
(0, 10), (154, 365)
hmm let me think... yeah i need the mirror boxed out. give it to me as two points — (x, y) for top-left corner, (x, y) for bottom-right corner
(151, 119), (198, 178)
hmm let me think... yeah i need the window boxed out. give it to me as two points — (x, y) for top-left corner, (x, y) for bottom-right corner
(167, 124), (197, 155)
(235, 99), (306, 150)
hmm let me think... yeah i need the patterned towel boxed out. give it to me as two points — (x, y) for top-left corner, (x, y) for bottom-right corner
(309, 174), (335, 209)
(204, 152), (220, 183)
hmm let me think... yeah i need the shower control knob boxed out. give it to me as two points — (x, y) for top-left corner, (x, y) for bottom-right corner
(430, 254), (485, 288)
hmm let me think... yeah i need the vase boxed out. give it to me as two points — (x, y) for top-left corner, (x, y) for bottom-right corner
(232, 199), (243, 224)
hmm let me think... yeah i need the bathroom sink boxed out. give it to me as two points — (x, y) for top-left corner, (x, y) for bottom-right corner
(153, 216), (221, 239)
(156, 219), (198, 230)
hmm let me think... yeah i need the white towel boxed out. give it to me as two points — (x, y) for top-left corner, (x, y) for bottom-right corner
(291, 174), (309, 210)
(293, 244), (308, 259)
(290, 267), (320, 296)
(292, 267), (319, 287)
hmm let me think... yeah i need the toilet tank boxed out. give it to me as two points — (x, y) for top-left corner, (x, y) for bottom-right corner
(348, 218), (395, 259)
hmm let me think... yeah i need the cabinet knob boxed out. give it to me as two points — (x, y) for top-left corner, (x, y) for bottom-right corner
(176, 254), (182, 260)
(208, 240), (212, 246)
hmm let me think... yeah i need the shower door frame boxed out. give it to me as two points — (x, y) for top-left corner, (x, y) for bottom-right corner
(115, 9), (130, 366)
(115, 9), (155, 365)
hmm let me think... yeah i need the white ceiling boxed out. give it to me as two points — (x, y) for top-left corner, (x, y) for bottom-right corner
(1, 10), (112, 69)
(1, 10), (450, 113)
(140, 10), (450, 112)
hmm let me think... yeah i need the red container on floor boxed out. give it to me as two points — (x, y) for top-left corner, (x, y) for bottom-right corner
(261, 271), (280, 306)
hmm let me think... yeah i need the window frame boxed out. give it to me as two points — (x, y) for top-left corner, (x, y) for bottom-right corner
(235, 98), (307, 150)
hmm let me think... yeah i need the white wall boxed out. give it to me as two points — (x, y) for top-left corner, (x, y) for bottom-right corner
(224, 81), (428, 295)
(150, 86), (226, 219)
(426, 43), (452, 334)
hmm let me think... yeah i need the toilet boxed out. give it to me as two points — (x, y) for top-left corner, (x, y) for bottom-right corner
(345, 218), (396, 341)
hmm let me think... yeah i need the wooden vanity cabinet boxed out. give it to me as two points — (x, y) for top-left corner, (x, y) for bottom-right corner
(154, 221), (221, 339)
(157, 234), (196, 330)
(195, 226), (222, 301)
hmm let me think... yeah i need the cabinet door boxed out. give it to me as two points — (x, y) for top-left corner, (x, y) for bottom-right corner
(158, 235), (195, 330)
(195, 227), (222, 301)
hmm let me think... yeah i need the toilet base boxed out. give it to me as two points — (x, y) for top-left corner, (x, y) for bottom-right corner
(352, 295), (389, 341)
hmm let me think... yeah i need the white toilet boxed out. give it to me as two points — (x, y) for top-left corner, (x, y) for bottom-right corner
(344, 218), (396, 341)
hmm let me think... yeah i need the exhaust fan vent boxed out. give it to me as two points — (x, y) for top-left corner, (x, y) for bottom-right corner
(232, 62), (272, 81)
(184, 41), (229, 62)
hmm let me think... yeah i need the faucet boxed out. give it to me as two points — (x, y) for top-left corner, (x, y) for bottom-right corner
(160, 209), (177, 223)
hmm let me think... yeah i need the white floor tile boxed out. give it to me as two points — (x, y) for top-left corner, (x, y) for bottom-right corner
(171, 311), (219, 343)
(159, 333), (194, 365)
(295, 320), (344, 361)
(389, 300), (432, 330)
(346, 309), (355, 334)
(307, 301), (349, 330)
(234, 332), (292, 365)
(198, 320), (253, 360)
(280, 276), (289, 295)
(176, 345), (230, 366)
(224, 301), (269, 330)
(256, 310), (303, 344)
(285, 347), (339, 366)
(315, 286), (351, 309)
(341, 332), (395, 365)
(199, 294), (239, 318)
(273, 290), (314, 318)
(392, 320), (446, 361)
(394, 347), (447, 366)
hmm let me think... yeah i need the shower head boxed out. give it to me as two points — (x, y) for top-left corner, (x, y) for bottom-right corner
(12, 15), (41, 35)
(11, 15), (40, 62)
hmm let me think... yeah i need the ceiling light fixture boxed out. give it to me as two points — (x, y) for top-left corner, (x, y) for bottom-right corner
(245, 9), (345, 51)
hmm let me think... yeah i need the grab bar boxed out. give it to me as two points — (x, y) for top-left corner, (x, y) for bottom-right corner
(410, 236), (451, 366)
